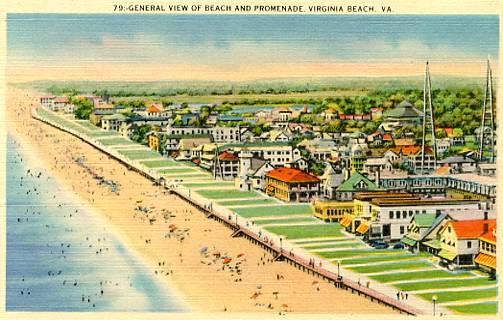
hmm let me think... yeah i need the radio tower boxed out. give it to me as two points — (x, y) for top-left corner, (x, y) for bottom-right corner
(420, 61), (437, 174)
(478, 59), (495, 163)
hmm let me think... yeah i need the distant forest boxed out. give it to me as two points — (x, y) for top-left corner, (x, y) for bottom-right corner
(15, 76), (487, 97)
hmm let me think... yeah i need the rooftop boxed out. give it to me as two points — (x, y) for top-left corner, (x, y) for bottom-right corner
(447, 219), (496, 239)
(371, 198), (479, 207)
(219, 151), (239, 161)
(266, 167), (319, 183)
(384, 100), (422, 119)
(336, 172), (380, 192)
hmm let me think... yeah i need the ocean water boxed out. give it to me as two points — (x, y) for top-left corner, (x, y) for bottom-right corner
(6, 135), (186, 312)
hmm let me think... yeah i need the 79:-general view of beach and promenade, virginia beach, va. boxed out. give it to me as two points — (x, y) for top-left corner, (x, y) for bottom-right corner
(4, 14), (500, 316)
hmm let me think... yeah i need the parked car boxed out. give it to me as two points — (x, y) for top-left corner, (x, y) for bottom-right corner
(372, 241), (389, 249)
(393, 243), (404, 249)
(367, 240), (379, 247)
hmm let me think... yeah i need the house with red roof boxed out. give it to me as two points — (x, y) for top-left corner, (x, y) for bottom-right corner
(475, 224), (496, 274)
(215, 151), (240, 180)
(436, 219), (496, 269)
(265, 167), (320, 202)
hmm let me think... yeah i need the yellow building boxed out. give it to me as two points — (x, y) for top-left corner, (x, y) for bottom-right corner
(147, 132), (161, 152)
(265, 167), (320, 202)
(313, 200), (353, 222)
(340, 191), (416, 233)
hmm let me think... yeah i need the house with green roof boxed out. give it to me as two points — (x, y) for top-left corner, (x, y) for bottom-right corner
(382, 100), (423, 130)
(401, 212), (449, 253)
(335, 171), (381, 201)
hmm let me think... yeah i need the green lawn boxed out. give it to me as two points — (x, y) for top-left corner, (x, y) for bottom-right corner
(196, 189), (259, 199)
(303, 242), (365, 250)
(75, 121), (100, 131)
(265, 224), (343, 240)
(86, 131), (118, 137)
(253, 217), (318, 226)
(349, 261), (433, 274)
(219, 198), (279, 207)
(232, 204), (313, 218)
(163, 174), (211, 179)
(294, 238), (357, 245)
(97, 137), (135, 145)
(341, 253), (423, 266)
(394, 277), (497, 291)
(418, 288), (497, 304)
(157, 168), (199, 174)
(141, 160), (181, 168)
(182, 182), (235, 188)
(118, 149), (162, 160)
(315, 249), (403, 259)
(37, 108), (88, 133)
(447, 301), (498, 314)
(370, 270), (472, 283)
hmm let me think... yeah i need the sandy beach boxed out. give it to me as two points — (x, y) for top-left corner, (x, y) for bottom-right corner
(6, 87), (394, 314)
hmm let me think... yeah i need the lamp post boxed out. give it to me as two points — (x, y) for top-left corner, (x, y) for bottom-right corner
(336, 260), (341, 277)
(432, 295), (437, 316)
(280, 237), (283, 252)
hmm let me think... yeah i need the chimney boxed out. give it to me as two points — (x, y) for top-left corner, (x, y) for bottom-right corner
(344, 167), (350, 180)
(375, 167), (381, 188)
(483, 223), (489, 233)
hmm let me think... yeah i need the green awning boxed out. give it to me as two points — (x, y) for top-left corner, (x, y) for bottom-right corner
(423, 239), (442, 249)
(401, 236), (417, 247)
(438, 249), (456, 261)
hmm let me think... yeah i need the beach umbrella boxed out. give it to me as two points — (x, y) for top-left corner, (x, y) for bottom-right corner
(199, 246), (208, 253)
(250, 293), (259, 299)
(237, 253), (245, 258)
(281, 304), (288, 309)
(312, 280), (318, 285)
(223, 258), (232, 264)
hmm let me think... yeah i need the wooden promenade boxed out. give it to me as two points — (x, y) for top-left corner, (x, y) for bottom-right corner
(32, 107), (424, 316)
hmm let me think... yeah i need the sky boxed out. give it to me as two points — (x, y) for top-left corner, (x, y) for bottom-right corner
(6, 14), (499, 82)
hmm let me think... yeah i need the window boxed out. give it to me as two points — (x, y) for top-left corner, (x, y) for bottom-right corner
(389, 212), (394, 219)
(400, 226), (405, 234)
(467, 241), (472, 249)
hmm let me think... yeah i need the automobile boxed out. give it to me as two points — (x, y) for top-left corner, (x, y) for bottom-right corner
(393, 243), (404, 249)
(374, 243), (389, 249)
(367, 240), (380, 247)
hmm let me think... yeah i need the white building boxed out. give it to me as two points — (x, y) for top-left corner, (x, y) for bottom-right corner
(101, 114), (127, 131)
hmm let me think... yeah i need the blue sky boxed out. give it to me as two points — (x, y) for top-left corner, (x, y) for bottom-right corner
(6, 14), (499, 81)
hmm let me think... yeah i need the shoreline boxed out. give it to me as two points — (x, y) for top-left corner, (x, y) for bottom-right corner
(6, 133), (190, 312)
(5, 87), (393, 314)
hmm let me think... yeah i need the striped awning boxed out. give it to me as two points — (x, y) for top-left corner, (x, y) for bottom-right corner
(340, 215), (352, 227)
(423, 239), (442, 249)
(356, 223), (369, 234)
(438, 249), (456, 261)
(400, 236), (417, 247)
(475, 253), (496, 269)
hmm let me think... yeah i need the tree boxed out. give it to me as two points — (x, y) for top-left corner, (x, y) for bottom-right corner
(435, 129), (447, 139)
(71, 97), (93, 120)
(131, 125), (152, 145)
(362, 121), (379, 134)
(452, 128), (464, 137)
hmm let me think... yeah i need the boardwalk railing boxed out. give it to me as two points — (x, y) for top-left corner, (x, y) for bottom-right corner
(32, 107), (423, 316)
